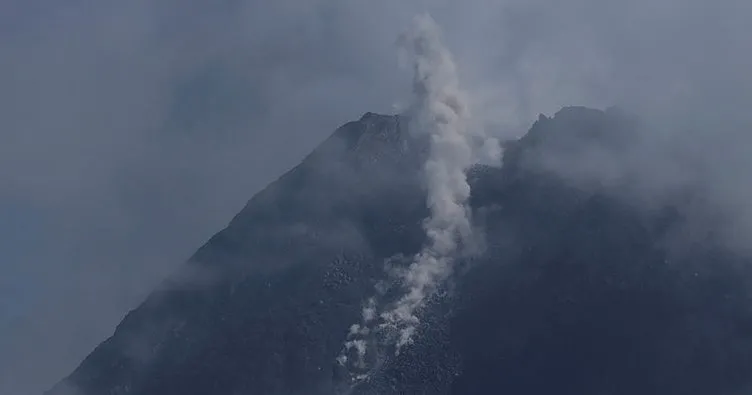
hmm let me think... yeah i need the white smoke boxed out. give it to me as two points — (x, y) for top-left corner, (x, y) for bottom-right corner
(338, 13), (501, 381)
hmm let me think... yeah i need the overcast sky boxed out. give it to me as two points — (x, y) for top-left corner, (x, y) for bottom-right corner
(2, 1), (752, 394)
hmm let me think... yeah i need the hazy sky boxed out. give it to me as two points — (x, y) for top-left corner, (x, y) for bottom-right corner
(2, 1), (752, 394)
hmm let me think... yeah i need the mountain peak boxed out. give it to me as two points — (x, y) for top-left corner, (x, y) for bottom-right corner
(49, 106), (752, 395)
(317, 112), (424, 171)
(358, 111), (382, 120)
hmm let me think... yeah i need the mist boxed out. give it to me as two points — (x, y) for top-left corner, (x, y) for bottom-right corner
(2, 0), (752, 394)
(339, 14), (500, 381)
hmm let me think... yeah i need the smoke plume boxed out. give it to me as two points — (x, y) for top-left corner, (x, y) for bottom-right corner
(337, 13), (501, 382)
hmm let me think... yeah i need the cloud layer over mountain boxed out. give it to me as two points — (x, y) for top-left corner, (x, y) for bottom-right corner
(2, 1), (752, 394)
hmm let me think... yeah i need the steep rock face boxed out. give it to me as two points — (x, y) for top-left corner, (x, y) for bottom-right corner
(49, 108), (752, 395)
(49, 113), (430, 395)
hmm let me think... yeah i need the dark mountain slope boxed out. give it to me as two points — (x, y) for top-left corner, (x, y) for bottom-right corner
(49, 108), (752, 395)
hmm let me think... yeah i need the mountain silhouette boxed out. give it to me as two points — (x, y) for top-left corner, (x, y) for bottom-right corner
(48, 107), (752, 395)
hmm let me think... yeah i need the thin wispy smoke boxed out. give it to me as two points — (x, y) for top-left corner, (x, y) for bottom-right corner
(338, 13), (501, 382)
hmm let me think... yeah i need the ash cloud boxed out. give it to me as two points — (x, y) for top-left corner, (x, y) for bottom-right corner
(383, 13), (500, 348)
(338, 13), (500, 381)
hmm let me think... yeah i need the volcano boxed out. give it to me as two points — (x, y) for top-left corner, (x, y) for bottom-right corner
(47, 107), (752, 395)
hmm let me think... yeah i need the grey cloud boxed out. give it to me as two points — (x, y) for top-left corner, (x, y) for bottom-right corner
(2, 0), (752, 394)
